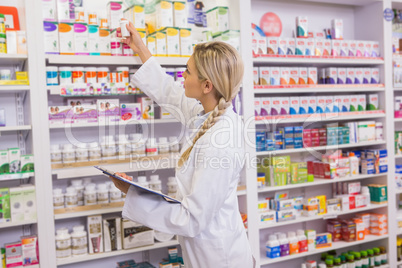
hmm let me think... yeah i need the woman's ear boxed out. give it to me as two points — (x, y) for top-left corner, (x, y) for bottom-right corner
(203, 80), (214, 95)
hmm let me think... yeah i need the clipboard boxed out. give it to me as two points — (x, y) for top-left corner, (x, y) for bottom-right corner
(94, 166), (181, 204)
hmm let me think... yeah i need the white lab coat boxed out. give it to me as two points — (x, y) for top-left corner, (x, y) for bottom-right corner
(122, 57), (253, 268)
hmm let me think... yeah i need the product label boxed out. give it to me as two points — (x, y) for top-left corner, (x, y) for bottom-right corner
(266, 245), (280, 258)
(280, 243), (290, 256)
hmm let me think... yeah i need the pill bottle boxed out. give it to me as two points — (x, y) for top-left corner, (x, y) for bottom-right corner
(88, 12), (97, 25)
(55, 228), (71, 258)
(62, 144), (76, 163)
(51, 144), (62, 163)
(109, 183), (122, 203)
(131, 133), (146, 157)
(158, 137), (170, 155)
(101, 136), (116, 160)
(53, 188), (65, 209)
(71, 225), (88, 255)
(116, 67), (129, 84)
(46, 66), (59, 85)
(65, 187), (78, 208)
(97, 67), (109, 83)
(137, 176), (149, 188)
(149, 175), (162, 192)
(72, 67), (85, 83)
(169, 136), (180, 153)
(84, 184), (97, 205)
(59, 67), (72, 85)
(71, 179), (84, 206)
(167, 177), (178, 198)
(88, 142), (101, 161)
(97, 183), (109, 204)
(76, 146), (89, 162)
(85, 67), (97, 84)
(146, 138), (158, 156)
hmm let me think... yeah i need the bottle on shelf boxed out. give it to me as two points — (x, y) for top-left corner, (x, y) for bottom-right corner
(158, 137), (170, 155)
(71, 225), (88, 256)
(65, 187), (78, 208)
(379, 246), (387, 265)
(347, 254), (355, 268)
(84, 184), (97, 205)
(278, 233), (290, 257)
(146, 138), (158, 156)
(361, 251), (369, 268)
(88, 142), (101, 162)
(169, 136), (180, 153)
(50, 144), (62, 164)
(167, 177), (178, 198)
(367, 249), (374, 268)
(97, 183), (109, 204)
(149, 175), (162, 192)
(55, 228), (72, 259)
(71, 179), (84, 206)
(288, 231), (299, 255)
(266, 234), (280, 259)
(137, 176), (149, 188)
(62, 144), (76, 164)
(109, 183), (122, 203)
(53, 188), (64, 209)
(297, 229), (308, 253)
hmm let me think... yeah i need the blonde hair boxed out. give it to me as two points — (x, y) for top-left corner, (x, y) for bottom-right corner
(178, 41), (244, 168)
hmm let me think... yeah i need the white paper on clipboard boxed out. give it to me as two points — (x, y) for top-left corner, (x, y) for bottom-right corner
(94, 166), (181, 204)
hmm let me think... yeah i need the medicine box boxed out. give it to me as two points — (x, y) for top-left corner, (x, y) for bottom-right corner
(327, 220), (342, 242)
(107, 1), (124, 29)
(88, 215), (103, 253)
(324, 96), (334, 113)
(354, 68), (363, 84)
(260, 98), (270, 116)
(362, 68), (371, 84)
(307, 67), (317, 85)
(259, 210), (276, 223)
(254, 99), (261, 116)
(331, 40), (341, 56)
(43, 21), (59, 54)
(74, 23), (89, 55)
(253, 67), (259, 85)
(349, 40), (357, 57)
(10, 187), (24, 222)
(305, 230), (316, 251)
(305, 38), (315, 56)
(120, 103), (142, 121)
(295, 38), (305, 55)
(179, 28), (192, 57)
(278, 38), (287, 55)
(59, 22), (75, 55)
(21, 184), (36, 221)
(315, 39), (324, 56)
(103, 217), (122, 252)
(276, 209), (296, 222)
(316, 233), (332, 249)
(124, 4), (146, 30)
(316, 96), (325, 114)
(308, 96), (316, 114)
(163, 27), (180, 57)
(8, 148), (20, 173)
(346, 68), (355, 84)
(280, 97), (290, 115)
(140, 97), (154, 119)
(368, 184), (387, 204)
(99, 29), (111, 56)
(323, 40), (331, 56)
(331, 19), (343, 40)
(206, 6), (229, 35)
(357, 95), (366, 111)
(289, 68), (299, 85)
(296, 16), (308, 38)
(299, 97), (309, 114)
(356, 41), (365, 57)
(42, 0), (56, 21)
(0, 150), (9, 174)
(6, 31), (17, 54)
(371, 68), (380, 84)
(299, 67), (308, 84)
(337, 68), (346, 84)
(270, 67), (280, 85)
(97, 99), (120, 123)
(367, 94), (379, 110)
(156, 29), (167, 57)
(341, 220), (356, 242)
(280, 68), (290, 85)
(121, 219), (154, 249)
(340, 40), (348, 56)
(5, 242), (23, 267)
(267, 37), (278, 55)
(289, 97), (299, 115)
(88, 25), (100, 55)
(259, 67), (270, 85)
(350, 95), (358, 112)
(286, 38), (295, 55)
(0, 188), (10, 223)
(270, 97), (280, 116)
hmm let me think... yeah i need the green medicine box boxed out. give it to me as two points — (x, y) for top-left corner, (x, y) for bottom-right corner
(368, 184), (387, 204)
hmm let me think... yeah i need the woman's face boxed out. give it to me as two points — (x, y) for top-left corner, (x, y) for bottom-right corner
(183, 56), (204, 100)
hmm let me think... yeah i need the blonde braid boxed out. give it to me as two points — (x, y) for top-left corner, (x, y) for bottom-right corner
(178, 97), (231, 168)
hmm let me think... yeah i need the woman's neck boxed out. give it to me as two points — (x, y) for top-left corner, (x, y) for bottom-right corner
(200, 95), (219, 114)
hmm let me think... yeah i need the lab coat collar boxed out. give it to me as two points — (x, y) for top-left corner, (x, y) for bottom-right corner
(194, 110), (211, 129)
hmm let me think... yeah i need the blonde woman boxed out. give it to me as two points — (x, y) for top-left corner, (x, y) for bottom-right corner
(110, 22), (254, 268)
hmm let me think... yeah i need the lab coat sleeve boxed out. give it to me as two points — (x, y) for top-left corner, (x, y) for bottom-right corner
(122, 147), (236, 237)
(130, 57), (203, 125)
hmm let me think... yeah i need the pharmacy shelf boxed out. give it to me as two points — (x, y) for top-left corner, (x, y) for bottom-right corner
(398, 260), (402, 265)
(255, 111), (385, 125)
(0, 85), (30, 93)
(397, 228), (402, 235)
(47, 86), (142, 96)
(260, 234), (389, 265)
(0, 125), (32, 132)
(254, 85), (385, 94)
(394, 88), (402, 91)
(0, 54), (28, 65)
(46, 55), (188, 66)
(299, 0), (383, 6)
(0, 219), (37, 229)
(256, 140), (386, 156)
(259, 203), (388, 230)
(54, 203), (124, 220)
(56, 240), (180, 266)
(395, 118), (402, 122)
(0, 172), (35, 181)
(396, 155), (402, 159)
(52, 154), (179, 179)
(253, 56), (384, 66)
(49, 119), (179, 129)
(258, 173), (386, 193)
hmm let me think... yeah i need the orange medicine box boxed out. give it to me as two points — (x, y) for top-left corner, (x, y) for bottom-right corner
(354, 218), (365, 240)
(355, 213), (370, 235)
